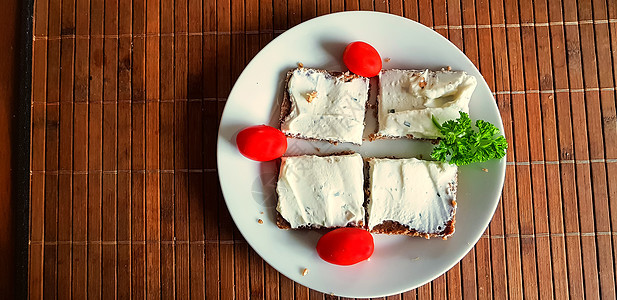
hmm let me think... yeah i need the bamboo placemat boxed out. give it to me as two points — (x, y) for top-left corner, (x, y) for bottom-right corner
(29, 0), (617, 298)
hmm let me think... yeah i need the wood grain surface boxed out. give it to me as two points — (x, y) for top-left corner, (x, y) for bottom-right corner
(28, 0), (617, 299)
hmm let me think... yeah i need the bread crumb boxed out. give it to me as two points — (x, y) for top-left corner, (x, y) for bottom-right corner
(548, 94), (554, 100)
(451, 200), (457, 206)
(482, 168), (489, 172)
(298, 62), (304, 68)
(384, 57), (391, 62)
(306, 91), (318, 103)
(260, 211), (264, 214)
(342, 72), (356, 81)
(419, 80), (427, 88)
(257, 219), (263, 224)
(446, 65), (452, 71)
(302, 268), (309, 276)
(413, 257), (420, 261)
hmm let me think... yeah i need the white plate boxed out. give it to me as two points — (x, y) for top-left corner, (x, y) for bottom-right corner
(217, 11), (506, 298)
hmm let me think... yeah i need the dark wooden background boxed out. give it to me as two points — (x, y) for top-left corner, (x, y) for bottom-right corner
(22, 0), (617, 299)
(0, 0), (30, 298)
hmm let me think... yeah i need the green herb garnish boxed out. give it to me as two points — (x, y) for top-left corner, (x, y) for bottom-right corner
(431, 112), (508, 166)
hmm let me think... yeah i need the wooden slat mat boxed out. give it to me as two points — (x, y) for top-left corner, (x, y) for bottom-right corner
(29, 0), (617, 298)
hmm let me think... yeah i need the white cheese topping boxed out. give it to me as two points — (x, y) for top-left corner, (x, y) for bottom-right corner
(367, 158), (457, 234)
(276, 153), (365, 228)
(377, 69), (477, 139)
(281, 68), (369, 144)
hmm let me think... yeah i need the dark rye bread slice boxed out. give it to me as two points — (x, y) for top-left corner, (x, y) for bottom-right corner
(371, 68), (474, 142)
(279, 67), (369, 145)
(276, 213), (364, 230)
(370, 218), (456, 239)
(275, 152), (366, 230)
(364, 157), (458, 240)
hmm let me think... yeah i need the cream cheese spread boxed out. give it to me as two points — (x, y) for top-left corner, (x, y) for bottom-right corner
(276, 153), (365, 228)
(367, 158), (457, 234)
(281, 68), (369, 144)
(377, 69), (477, 139)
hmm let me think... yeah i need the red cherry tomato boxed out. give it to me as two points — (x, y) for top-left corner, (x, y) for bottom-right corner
(316, 228), (374, 266)
(343, 41), (382, 77)
(236, 125), (287, 161)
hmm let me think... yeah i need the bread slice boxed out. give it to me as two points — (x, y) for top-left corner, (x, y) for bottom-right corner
(280, 68), (369, 145)
(276, 153), (366, 229)
(373, 68), (477, 140)
(365, 157), (457, 239)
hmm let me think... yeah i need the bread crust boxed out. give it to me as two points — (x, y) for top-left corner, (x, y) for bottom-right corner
(369, 218), (455, 239)
(276, 211), (364, 230)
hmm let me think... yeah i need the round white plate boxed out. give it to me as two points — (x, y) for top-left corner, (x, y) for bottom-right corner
(217, 11), (506, 298)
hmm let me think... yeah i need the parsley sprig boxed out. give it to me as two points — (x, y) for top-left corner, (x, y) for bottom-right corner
(431, 112), (508, 166)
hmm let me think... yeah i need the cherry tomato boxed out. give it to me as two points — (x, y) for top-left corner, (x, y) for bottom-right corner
(316, 228), (374, 266)
(343, 41), (382, 77)
(236, 125), (287, 161)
